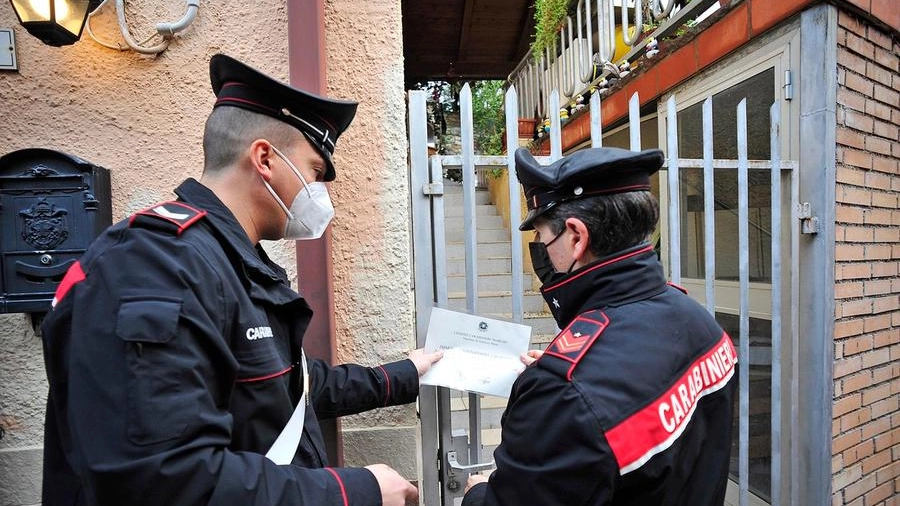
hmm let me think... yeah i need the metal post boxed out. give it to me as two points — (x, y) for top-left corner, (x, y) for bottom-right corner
(666, 96), (681, 284)
(702, 97), (715, 313)
(736, 98), (750, 506)
(506, 86), (524, 323)
(769, 101), (783, 506)
(629, 92), (641, 151)
(590, 91), (602, 148)
(550, 90), (562, 161)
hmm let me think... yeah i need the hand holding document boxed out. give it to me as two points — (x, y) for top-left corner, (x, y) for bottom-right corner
(420, 307), (532, 398)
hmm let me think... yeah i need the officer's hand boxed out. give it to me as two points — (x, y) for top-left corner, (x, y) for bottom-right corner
(520, 349), (544, 368)
(408, 348), (444, 376)
(365, 464), (419, 506)
(465, 473), (489, 493)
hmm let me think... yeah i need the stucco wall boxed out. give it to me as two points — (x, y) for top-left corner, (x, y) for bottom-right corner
(1, 0), (415, 503)
(323, 0), (420, 473)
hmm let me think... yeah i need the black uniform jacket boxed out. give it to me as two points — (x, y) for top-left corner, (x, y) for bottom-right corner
(463, 245), (737, 506)
(41, 178), (420, 506)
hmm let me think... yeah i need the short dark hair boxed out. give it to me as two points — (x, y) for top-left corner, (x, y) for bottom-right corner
(537, 191), (659, 258)
(202, 106), (298, 173)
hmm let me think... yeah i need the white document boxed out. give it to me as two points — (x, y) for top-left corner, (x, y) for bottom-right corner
(420, 307), (532, 398)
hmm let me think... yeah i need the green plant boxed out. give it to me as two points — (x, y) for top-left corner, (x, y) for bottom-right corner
(471, 80), (505, 156)
(532, 0), (571, 60)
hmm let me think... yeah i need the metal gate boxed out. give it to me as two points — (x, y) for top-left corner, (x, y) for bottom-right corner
(409, 81), (800, 506)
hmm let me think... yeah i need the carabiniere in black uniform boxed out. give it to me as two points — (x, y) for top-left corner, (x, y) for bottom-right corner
(463, 147), (738, 506)
(42, 179), (420, 506)
(41, 54), (421, 506)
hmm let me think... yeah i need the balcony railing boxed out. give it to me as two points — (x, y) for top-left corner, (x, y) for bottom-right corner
(508, 0), (724, 122)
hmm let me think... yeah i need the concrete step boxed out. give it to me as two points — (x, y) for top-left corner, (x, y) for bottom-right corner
(445, 226), (510, 243)
(442, 189), (491, 206)
(445, 241), (511, 259)
(447, 272), (535, 293)
(442, 203), (499, 218)
(444, 214), (506, 231)
(445, 256), (512, 275)
(447, 291), (547, 314)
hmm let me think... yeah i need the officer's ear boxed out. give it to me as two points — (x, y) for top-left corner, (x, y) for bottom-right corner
(249, 139), (276, 182)
(564, 217), (592, 262)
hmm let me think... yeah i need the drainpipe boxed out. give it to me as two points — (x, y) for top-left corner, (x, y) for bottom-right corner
(286, 0), (343, 466)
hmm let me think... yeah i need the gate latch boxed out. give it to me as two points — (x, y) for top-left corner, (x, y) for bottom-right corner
(798, 202), (819, 235)
(447, 451), (495, 474)
(423, 183), (444, 196)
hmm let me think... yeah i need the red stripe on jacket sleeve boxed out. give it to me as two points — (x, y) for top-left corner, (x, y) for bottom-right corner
(51, 261), (86, 308)
(604, 332), (737, 474)
(325, 467), (350, 506)
(378, 365), (391, 406)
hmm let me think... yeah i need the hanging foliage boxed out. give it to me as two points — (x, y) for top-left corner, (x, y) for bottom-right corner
(532, 0), (571, 60)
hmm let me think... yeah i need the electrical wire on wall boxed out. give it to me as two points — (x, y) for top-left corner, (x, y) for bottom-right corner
(85, 0), (200, 55)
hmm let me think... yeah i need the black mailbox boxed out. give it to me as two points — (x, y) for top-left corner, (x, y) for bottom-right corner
(0, 148), (111, 314)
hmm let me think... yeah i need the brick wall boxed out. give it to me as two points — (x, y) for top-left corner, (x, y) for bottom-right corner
(832, 9), (900, 506)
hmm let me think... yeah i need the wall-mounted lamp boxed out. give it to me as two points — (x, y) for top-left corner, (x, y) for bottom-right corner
(9, 0), (102, 46)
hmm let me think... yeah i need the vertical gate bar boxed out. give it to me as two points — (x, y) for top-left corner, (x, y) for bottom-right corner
(629, 92), (641, 151)
(550, 90), (562, 161)
(769, 101), (783, 506)
(590, 91), (602, 148)
(506, 86), (525, 323)
(702, 97), (715, 314)
(459, 84), (482, 466)
(408, 91), (440, 506)
(666, 96), (681, 285)
(790, 148), (801, 506)
(736, 98), (750, 506)
(431, 156), (456, 506)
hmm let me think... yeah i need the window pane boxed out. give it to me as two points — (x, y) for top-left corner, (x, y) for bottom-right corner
(676, 68), (775, 160)
(716, 312), (772, 502)
(679, 168), (772, 282)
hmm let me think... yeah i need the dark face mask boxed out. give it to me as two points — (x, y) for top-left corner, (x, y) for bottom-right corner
(528, 230), (576, 286)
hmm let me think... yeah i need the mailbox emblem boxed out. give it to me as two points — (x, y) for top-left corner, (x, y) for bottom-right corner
(19, 198), (69, 250)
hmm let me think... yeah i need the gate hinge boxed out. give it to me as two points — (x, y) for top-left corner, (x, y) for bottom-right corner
(423, 182), (444, 196)
(798, 202), (818, 234)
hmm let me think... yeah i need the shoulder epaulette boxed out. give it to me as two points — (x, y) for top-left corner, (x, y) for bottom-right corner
(128, 201), (207, 236)
(667, 281), (688, 294)
(540, 309), (610, 381)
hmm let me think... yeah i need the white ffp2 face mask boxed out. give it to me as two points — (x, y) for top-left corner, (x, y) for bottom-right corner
(262, 144), (335, 240)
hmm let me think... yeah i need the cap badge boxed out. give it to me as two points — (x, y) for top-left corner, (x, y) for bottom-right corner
(574, 187), (583, 196)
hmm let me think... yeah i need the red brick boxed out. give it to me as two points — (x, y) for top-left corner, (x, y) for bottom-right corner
(837, 124), (868, 148)
(840, 262), (872, 280)
(845, 109), (875, 133)
(862, 347), (892, 368)
(864, 279), (894, 296)
(838, 87), (868, 113)
(873, 119), (898, 141)
(873, 295), (899, 313)
(845, 226), (875, 242)
(864, 313), (892, 333)
(839, 47), (869, 75)
(861, 413), (893, 439)
(875, 460), (900, 486)
(873, 46), (899, 73)
(866, 171), (893, 191)
(873, 191), (898, 208)
(845, 71), (876, 97)
(866, 481), (895, 504)
(871, 363), (896, 383)
(874, 427), (898, 452)
(842, 299), (874, 317)
(866, 98), (894, 122)
(872, 155), (898, 175)
(866, 135), (893, 157)
(837, 204), (866, 223)
(835, 355), (865, 378)
(870, 394), (899, 418)
(866, 244), (894, 260)
(844, 439), (875, 467)
(840, 184), (872, 205)
(842, 407), (873, 432)
(863, 383), (893, 405)
(872, 82), (899, 107)
(865, 208), (893, 225)
(874, 227), (899, 243)
(845, 335), (876, 356)
(838, 163), (868, 184)
(839, 8), (867, 33)
(836, 318), (866, 338)
(837, 280), (865, 298)
(873, 328), (899, 347)
(845, 31), (876, 59)
(867, 21), (893, 50)
(845, 474), (878, 501)
(895, 210), (900, 226)
(894, 244), (900, 259)
(836, 243), (865, 261)
(866, 61), (894, 87)
(872, 261), (899, 277)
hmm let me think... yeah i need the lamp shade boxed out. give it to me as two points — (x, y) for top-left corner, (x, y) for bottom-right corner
(9, 0), (100, 46)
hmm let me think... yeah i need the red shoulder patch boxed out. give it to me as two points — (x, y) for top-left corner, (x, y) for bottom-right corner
(129, 201), (206, 236)
(667, 281), (688, 294)
(51, 261), (86, 308)
(543, 309), (610, 381)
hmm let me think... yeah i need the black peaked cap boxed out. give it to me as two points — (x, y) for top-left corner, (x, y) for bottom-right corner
(515, 146), (664, 231)
(209, 54), (358, 181)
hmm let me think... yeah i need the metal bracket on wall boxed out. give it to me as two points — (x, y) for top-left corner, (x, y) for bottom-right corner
(423, 183), (444, 196)
(798, 202), (819, 234)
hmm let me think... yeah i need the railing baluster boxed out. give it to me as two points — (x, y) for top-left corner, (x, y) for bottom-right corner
(550, 89), (562, 161)
(737, 98), (750, 506)
(590, 91), (602, 148)
(577, 0), (595, 84)
(628, 92), (641, 150)
(702, 97), (715, 314)
(562, 16), (576, 100)
(621, 0), (642, 46)
(506, 86), (524, 323)
(770, 100), (783, 506)
(666, 95), (681, 285)
(598, 0), (616, 63)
